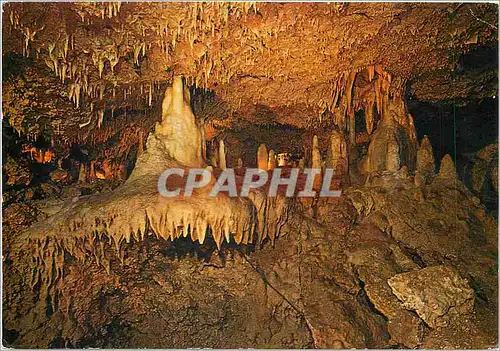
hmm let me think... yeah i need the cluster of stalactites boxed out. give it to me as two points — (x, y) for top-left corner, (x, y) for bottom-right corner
(5, 1), (259, 130)
(25, 183), (290, 313)
(317, 66), (412, 143)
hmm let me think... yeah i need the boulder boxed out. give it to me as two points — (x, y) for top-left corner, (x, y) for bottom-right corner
(388, 265), (474, 328)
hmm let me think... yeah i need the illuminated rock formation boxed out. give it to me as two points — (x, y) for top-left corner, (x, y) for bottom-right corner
(436, 154), (458, 181)
(415, 135), (435, 186)
(312, 135), (322, 190)
(77, 163), (86, 184)
(311, 135), (322, 169)
(268, 149), (277, 170)
(258, 143), (269, 170)
(12, 77), (292, 313)
(364, 97), (418, 174)
(155, 75), (204, 167)
(326, 129), (348, 177)
(218, 140), (227, 170)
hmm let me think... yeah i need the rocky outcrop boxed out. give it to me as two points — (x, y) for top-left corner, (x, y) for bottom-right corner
(388, 266), (475, 328)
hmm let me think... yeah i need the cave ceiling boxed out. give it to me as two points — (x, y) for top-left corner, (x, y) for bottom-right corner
(2, 2), (498, 144)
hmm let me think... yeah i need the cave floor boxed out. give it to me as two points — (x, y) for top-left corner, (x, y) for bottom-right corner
(2, 174), (498, 349)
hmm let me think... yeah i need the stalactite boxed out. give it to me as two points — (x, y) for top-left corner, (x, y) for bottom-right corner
(365, 99), (375, 134)
(326, 130), (348, 177)
(90, 161), (96, 179)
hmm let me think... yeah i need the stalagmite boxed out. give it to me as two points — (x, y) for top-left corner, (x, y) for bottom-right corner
(312, 135), (322, 169)
(218, 140), (227, 169)
(415, 136), (435, 185)
(365, 99), (375, 134)
(436, 154), (458, 181)
(103, 161), (112, 179)
(258, 143), (268, 170)
(268, 150), (277, 170)
(312, 135), (322, 190)
(78, 163), (86, 184)
(90, 161), (96, 179)
(363, 94), (418, 174)
(326, 130), (348, 176)
(155, 75), (204, 167)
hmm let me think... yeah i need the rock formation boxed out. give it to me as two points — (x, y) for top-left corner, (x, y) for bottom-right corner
(415, 135), (435, 186)
(268, 149), (277, 170)
(326, 129), (348, 177)
(258, 144), (269, 170)
(10, 77), (293, 320)
(155, 76), (204, 167)
(1, 3), (498, 349)
(311, 135), (322, 169)
(218, 139), (227, 170)
(388, 266), (474, 328)
(436, 154), (458, 182)
(363, 76), (418, 174)
(471, 143), (498, 194)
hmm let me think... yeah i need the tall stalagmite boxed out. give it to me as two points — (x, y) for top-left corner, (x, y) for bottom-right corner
(219, 140), (227, 170)
(258, 144), (269, 170)
(415, 135), (435, 185)
(155, 75), (204, 167)
(364, 97), (417, 173)
(326, 130), (348, 176)
(312, 135), (322, 189)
